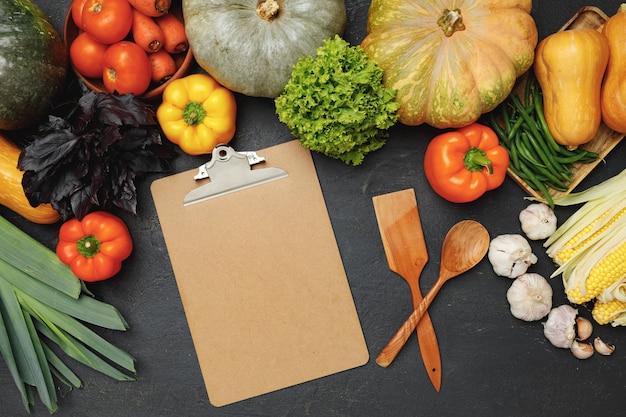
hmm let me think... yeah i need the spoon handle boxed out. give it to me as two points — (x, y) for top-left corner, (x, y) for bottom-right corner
(376, 279), (443, 368)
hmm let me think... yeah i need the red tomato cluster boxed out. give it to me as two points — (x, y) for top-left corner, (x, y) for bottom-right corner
(69, 0), (188, 96)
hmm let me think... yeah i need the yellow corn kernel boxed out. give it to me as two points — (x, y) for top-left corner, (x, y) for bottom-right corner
(566, 240), (626, 304)
(555, 208), (626, 265)
(592, 298), (626, 325)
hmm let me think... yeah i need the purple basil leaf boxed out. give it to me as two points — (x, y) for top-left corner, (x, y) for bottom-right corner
(18, 131), (79, 171)
(19, 86), (174, 220)
(96, 93), (157, 126)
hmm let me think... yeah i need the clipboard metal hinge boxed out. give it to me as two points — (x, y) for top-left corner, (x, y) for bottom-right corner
(183, 144), (288, 206)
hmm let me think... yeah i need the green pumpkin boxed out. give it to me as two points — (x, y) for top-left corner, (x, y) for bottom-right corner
(0, 0), (68, 130)
(183, 0), (347, 98)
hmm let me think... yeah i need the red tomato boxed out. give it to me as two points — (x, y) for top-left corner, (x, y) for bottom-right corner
(102, 41), (152, 95)
(71, 0), (88, 30)
(70, 32), (109, 79)
(81, 0), (132, 44)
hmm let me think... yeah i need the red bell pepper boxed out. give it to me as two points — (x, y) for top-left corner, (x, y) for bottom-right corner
(56, 211), (133, 282)
(424, 123), (509, 203)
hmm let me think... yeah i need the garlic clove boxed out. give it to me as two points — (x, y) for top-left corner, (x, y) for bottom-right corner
(571, 340), (594, 359)
(593, 337), (615, 356)
(575, 317), (593, 341)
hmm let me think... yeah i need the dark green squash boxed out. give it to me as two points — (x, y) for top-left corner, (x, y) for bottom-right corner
(0, 0), (68, 130)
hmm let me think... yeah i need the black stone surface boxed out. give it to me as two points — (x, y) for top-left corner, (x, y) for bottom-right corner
(1, 1), (625, 416)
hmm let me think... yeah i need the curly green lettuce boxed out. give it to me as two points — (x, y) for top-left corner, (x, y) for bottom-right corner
(275, 35), (399, 166)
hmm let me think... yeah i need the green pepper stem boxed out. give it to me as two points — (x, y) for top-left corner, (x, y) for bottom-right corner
(77, 235), (101, 258)
(464, 147), (493, 174)
(182, 101), (206, 126)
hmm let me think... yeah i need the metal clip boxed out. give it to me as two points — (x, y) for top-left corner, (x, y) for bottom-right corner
(193, 151), (266, 180)
(183, 145), (288, 206)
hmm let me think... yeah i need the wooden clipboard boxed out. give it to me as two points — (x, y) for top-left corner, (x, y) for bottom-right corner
(150, 140), (369, 407)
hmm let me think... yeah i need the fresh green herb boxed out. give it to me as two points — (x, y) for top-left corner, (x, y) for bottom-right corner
(0, 214), (134, 413)
(18, 81), (175, 221)
(487, 73), (599, 207)
(275, 35), (399, 166)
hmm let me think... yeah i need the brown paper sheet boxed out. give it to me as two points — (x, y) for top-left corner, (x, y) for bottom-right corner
(150, 140), (369, 407)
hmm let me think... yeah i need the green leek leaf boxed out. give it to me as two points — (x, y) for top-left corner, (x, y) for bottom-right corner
(0, 215), (80, 298)
(22, 309), (58, 413)
(0, 298), (29, 411)
(17, 289), (135, 373)
(0, 278), (54, 412)
(0, 257), (128, 331)
(42, 342), (83, 389)
(34, 320), (135, 382)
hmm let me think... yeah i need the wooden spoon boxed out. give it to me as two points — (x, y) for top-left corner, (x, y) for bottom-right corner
(373, 189), (442, 391)
(376, 220), (490, 368)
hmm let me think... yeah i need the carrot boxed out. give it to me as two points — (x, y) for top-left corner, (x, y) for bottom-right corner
(132, 9), (165, 53)
(155, 13), (188, 54)
(149, 49), (177, 83)
(127, 0), (171, 17)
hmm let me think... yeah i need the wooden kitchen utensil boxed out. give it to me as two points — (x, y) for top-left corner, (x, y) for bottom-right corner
(372, 189), (442, 391)
(376, 220), (490, 368)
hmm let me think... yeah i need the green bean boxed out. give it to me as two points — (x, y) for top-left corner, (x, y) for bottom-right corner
(518, 162), (555, 208)
(489, 112), (509, 146)
(512, 132), (544, 167)
(487, 72), (600, 202)
(522, 129), (572, 180)
(553, 151), (599, 165)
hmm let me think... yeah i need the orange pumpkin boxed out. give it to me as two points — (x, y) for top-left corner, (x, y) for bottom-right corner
(361, 0), (538, 129)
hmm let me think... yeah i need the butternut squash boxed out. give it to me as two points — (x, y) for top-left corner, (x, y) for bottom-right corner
(533, 28), (609, 149)
(0, 133), (60, 224)
(601, 4), (626, 133)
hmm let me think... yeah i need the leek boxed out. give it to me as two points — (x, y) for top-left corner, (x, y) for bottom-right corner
(0, 214), (135, 413)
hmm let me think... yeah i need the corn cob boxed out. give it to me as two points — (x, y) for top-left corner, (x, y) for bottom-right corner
(592, 299), (626, 326)
(566, 240), (626, 304)
(543, 168), (626, 323)
(553, 207), (626, 265)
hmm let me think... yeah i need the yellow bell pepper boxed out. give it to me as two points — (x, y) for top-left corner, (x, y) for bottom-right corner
(157, 74), (237, 155)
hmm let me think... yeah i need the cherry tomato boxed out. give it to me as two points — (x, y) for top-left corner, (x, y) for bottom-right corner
(71, 0), (88, 30)
(70, 32), (109, 79)
(82, 0), (132, 44)
(102, 41), (152, 95)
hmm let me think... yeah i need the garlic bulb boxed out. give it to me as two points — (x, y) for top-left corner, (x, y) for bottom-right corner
(543, 304), (577, 348)
(488, 234), (538, 278)
(519, 203), (557, 240)
(506, 273), (553, 321)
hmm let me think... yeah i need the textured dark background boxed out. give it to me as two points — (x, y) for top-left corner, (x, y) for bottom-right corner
(2, 1), (625, 416)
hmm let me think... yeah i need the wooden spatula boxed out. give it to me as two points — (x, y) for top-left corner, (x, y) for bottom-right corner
(372, 189), (442, 392)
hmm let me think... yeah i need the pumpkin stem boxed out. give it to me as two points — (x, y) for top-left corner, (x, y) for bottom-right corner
(257, 0), (280, 21)
(437, 8), (466, 37)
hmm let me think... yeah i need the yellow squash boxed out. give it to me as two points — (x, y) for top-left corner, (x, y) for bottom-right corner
(0, 133), (60, 224)
(361, 0), (538, 129)
(534, 28), (609, 148)
(600, 4), (626, 133)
